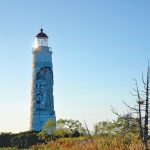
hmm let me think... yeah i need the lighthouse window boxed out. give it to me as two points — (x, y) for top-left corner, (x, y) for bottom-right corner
(37, 101), (41, 104)
(37, 38), (48, 47)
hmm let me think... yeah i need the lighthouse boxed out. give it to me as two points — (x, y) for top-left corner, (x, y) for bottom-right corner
(30, 29), (56, 131)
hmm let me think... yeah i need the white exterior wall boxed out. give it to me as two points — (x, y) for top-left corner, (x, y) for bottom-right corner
(30, 46), (56, 131)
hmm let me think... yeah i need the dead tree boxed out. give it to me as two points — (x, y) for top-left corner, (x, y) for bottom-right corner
(112, 64), (150, 150)
(143, 65), (150, 150)
(130, 65), (150, 150)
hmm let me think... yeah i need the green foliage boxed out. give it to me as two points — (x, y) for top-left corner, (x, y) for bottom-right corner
(94, 121), (114, 135)
(0, 132), (13, 147)
(56, 119), (86, 137)
(0, 131), (44, 149)
(11, 131), (42, 149)
(0, 148), (17, 150)
(94, 116), (138, 136)
(38, 119), (56, 143)
(38, 130), (55, 143)
(38, 119), (86, 141)
(43, 119), (56, 134)
(52, 128), (70, 138)
(113, 116), (138, 134)
(0, 117), (140, 149)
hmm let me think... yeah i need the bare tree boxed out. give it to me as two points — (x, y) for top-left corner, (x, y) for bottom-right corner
(112, 64), (150, 150)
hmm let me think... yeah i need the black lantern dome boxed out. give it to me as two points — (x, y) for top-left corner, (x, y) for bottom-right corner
(36, 29), (48, 38)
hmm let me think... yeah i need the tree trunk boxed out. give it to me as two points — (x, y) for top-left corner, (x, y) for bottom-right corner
(144, 66), (150, 150)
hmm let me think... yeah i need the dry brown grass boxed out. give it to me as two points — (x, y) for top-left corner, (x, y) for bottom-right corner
(31, 134), (147, 150)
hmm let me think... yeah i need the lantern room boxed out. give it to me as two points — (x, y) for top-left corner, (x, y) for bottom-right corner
(34, 29), (48, 48)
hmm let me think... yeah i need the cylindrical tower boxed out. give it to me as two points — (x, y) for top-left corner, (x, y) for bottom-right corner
(30, 29), (56, 131)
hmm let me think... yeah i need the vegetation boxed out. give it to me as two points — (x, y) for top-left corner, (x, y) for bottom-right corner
(0, 131), (43, 149)
(0, 118), (148, 150)
(31, 135), (143, 150)
(111, 64), (150, 150)
(0, 118), (142, 149)
(0, 119), (86, 149)
(2, 66), (150, 149)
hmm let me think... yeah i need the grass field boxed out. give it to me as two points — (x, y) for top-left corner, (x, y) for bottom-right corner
(30, 135), (145, 150)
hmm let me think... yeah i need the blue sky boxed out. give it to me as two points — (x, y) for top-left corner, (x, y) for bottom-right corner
(0, 0), (150, 132)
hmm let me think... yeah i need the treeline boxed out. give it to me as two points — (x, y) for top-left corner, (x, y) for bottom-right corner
(0, 119), (86, 149)
(0, 131), (42, 149)
(0, 117), (139, 149)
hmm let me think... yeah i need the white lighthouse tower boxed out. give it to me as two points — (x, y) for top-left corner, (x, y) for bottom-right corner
(30, 29), (56, 131)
